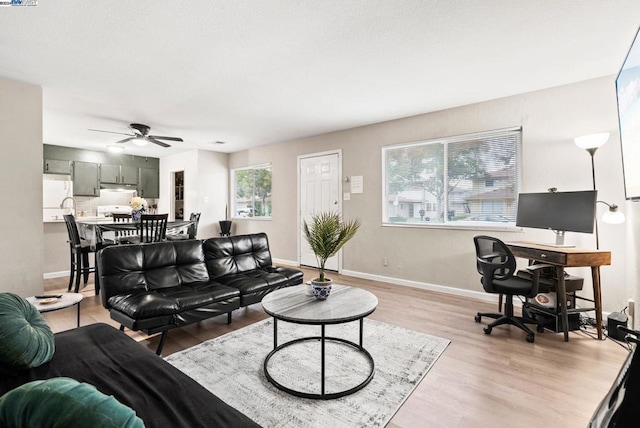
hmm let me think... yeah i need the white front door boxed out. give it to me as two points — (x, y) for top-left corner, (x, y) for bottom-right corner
(299, 152), (341, 271)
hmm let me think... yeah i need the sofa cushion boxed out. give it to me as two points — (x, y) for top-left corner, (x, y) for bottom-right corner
(109, 292), (180, 318)
(161, 282), (240, 311)
(215, 270), (289, 295)
(267, 266), (304, 285)
(0, 293), (55, 370)
(203, 233), (273, 278)
(0, 377), (144, 428)
(109, 282), (240, 318)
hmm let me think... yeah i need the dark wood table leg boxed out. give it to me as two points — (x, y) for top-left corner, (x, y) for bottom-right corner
(557, 266), (569, 342)
(592, 266), (604, 340)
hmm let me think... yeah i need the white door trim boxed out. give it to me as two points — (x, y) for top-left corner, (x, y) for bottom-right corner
(297, 149), (343, 271)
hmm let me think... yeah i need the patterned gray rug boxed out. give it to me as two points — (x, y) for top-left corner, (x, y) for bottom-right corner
(165, 318), (449, 428)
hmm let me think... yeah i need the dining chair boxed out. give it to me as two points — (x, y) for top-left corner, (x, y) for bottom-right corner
(112, 213), (137, 244)
(166, 212), (201, 240)
(139, 214), (168, 243)
(63, 214), (115, 294)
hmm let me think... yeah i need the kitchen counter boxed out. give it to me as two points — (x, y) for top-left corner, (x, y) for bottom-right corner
(44, 216), (109, 224)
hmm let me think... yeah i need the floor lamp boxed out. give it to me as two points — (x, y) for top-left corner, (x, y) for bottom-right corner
(574, 132), (626, 249)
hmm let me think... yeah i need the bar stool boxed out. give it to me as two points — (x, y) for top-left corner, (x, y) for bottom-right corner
(63, 214), (114, 294)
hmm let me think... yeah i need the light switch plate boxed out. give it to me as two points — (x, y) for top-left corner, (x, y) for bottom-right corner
(343, 193), (351, 200)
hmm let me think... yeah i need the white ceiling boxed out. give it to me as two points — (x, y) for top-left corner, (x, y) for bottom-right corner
(1, 1), (639, 157)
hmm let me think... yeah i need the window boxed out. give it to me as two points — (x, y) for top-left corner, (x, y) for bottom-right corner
(383, 128), (521, 227)
(232, 164), (272, 219)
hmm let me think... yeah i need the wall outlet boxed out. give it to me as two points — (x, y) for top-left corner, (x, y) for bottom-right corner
(383, 258), (388, 267)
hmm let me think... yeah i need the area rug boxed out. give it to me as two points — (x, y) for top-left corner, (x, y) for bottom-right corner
(165, 318), (450, 428)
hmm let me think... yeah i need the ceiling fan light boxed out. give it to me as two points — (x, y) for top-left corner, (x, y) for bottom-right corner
(107, 145), (124, 153)
(133, 138), (148, 146)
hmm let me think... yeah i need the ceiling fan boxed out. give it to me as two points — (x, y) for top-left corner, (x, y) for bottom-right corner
(89, 123), (183, 148)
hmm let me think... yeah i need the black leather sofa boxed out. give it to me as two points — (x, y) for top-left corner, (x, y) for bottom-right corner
(0, 323), (261, 428)
(97, 233), (303, 354)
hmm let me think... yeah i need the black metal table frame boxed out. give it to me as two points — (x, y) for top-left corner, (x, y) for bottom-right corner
(263, 317), (375, 400)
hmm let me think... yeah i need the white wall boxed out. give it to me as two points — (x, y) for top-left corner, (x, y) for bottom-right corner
(230, 76), (639, 315)
(159, 149), (229, 239)
(0, 77), (44, 296)
(196, 150), (229, 239)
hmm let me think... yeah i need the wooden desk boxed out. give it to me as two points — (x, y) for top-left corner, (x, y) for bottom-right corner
(506, 241), (611, 341)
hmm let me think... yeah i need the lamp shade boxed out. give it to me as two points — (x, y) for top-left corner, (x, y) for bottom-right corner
(574, 132), (610, 150)
(602, 207), (625, 224)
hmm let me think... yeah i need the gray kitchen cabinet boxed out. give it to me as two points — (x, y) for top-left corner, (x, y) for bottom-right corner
(138, 167), (159, 198)
(120, 165), (138, 185)
(100, 164), (138, 185)
(43, 159), (71, 175)
(72, 161), (99, 196)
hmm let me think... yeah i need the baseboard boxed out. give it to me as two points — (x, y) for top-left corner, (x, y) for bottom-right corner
(44, 270), (70, 280)
(272, 258), (299, 267)
(340, 269), (499, 304)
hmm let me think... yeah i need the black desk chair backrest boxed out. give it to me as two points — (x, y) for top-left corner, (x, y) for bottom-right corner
(474, 235), (518, 291)
(473, 235), (543, 343)
(140, 214), (168, 243)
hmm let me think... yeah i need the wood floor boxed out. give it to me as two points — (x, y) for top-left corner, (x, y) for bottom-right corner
(43, 269), (629, 428)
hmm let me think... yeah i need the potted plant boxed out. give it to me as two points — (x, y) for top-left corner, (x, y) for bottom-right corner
(302, 211), (361, 300)
(219, 205), (232, 236)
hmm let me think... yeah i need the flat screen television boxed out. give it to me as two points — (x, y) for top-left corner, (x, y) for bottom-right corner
(516, 190), (597, 246)
(615, 26), (640, 200)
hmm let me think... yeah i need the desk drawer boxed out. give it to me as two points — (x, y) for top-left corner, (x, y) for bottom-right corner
(511, 247), (567, 265)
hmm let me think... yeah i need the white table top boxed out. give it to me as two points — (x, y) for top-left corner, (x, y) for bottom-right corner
(262, 284), (378, 324)
(26, 293), (83, 312)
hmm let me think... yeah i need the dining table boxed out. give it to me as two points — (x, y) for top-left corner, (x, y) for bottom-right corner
(75, 217), (195, 249)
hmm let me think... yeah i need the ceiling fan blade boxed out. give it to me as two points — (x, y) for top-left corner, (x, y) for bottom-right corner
(114, 137), (136, 144)
(148, 138), (171, 148)
(148, 135), (183, 142)
(88, 129), (135, 137)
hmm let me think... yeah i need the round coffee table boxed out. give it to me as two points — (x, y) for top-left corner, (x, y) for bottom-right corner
(261, 284), (378, 400)
(26, 293), (83, 327)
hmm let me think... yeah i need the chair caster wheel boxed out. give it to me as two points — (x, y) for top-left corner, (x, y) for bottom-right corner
(536, 324), (545, 333)
(483, 326), (492, 335)
(526, 334), (535, 343)
(474, 315), (481, 323)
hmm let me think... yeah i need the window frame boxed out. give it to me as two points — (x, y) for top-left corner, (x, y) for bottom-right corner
(381, 127), (522, 231)
(231, 163), (272, 220)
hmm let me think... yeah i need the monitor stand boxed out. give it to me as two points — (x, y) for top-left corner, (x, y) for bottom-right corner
(536, 230), (576, 248)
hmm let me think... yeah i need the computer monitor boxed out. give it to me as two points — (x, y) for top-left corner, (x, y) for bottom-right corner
(516, 190), (597, 246)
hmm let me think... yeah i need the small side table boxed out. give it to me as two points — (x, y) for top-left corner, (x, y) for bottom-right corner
(27, 293), (83, 328)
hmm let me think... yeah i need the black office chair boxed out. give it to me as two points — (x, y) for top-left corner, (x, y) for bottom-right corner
(473, 235), (546, 343)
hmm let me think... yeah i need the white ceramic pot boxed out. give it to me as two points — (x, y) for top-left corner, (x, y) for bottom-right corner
(305, 282), (314, 296)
